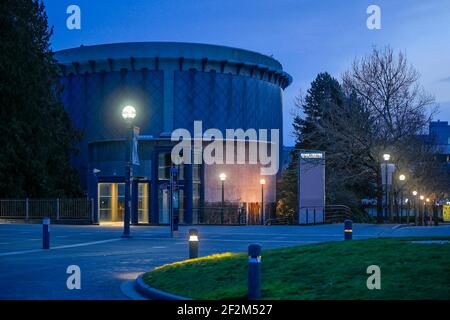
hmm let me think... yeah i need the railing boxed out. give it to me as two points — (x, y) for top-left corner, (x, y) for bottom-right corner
(0, 198), (94, 221)
(196, 206), (246, 225)
(297, 205), (353, 224)
(265, 217), (291, 225)
(323, 205), (353, 223)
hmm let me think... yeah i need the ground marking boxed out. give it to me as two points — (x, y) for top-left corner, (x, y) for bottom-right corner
(0, 238), (122, 257)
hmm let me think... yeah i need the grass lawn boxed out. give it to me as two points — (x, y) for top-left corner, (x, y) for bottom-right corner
(143, 237), (450, 300)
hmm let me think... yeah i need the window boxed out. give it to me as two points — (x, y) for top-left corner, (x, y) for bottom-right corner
(98, 183), (112, 222)
(138, 183), (149, 223)
(98, 183), (125, 222)
(158, 152), (171, 180)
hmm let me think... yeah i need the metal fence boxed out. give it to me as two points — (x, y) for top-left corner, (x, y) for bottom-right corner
(0, 198), (94, 221)
(293, 205), (355, 224)
(194, 202), (277, 225)
(196, 207), (247, 225)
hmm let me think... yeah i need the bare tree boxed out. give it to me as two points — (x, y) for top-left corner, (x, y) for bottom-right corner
(339, 46), (437, 222)
(283, 48), (443, 223)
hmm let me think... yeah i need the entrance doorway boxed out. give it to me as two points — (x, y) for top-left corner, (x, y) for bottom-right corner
(98, 183), (125, 222)
(98, 182), (150, 223)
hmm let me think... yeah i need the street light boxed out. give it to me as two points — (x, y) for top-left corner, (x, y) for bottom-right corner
(260, 179), (266, 225)
(382, 153), (391, 221)
(398, 174), (406, 223)
(219, 173), (226, 224)
(412, 190), (418, 225)
(121, 105), (136, 238)
(122, 105), (136, 121)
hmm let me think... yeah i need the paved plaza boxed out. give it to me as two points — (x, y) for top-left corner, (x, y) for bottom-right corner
(1, 222), (449, 299)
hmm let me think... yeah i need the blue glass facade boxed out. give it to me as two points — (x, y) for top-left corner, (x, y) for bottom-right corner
(173, 71), (282, 134)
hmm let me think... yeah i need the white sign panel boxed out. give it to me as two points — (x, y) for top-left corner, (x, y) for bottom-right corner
(298, 150), (325, 224)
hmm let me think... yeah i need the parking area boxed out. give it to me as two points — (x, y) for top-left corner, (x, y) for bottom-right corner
(1, 222), (450, 299)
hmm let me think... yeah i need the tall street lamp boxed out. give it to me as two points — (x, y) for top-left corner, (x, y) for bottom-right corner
(426, 198), (431, 226)
(260, 179), (266, 225)
(121, 105), (136, 238)
(382, 153), (391, 221)
(412, 190), (418, 225)
(219, 173), (227, 225)
(398, 174), (406, 223)
(419, 195), (425, 226)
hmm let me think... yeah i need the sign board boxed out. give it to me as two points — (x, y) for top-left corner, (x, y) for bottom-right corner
(298, 150), (325, 224)
(443, 205), (450, 222)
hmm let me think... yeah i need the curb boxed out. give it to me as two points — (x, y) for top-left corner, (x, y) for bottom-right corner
(135, 274), (191, 300)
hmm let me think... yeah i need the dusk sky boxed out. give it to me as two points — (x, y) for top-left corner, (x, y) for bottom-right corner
(43, 0), (450, 146)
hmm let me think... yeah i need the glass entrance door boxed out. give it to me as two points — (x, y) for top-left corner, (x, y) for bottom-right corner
(98, 182), (125, 223)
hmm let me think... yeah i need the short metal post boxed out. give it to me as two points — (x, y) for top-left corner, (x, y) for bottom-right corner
(189, 229), (199, 259)
(43, 217), (50, 249)
(248, 244), (261, 300)
(344, 219), (353, 240)
(313, 208), (316, 225)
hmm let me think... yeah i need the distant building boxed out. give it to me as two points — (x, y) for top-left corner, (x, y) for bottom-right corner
(428, 120), (450, 164)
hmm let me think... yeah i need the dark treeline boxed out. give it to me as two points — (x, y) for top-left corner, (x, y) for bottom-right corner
(0, 0), (82, 198)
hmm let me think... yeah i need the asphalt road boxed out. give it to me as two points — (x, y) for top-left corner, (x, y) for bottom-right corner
(0, 222), (449, 300)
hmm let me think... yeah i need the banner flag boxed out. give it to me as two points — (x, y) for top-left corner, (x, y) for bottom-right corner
(132, 126), (140, 166)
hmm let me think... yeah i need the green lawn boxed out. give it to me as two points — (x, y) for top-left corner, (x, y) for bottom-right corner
(143, 237), (450, 300)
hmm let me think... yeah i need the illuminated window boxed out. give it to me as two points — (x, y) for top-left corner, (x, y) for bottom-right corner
(138, 183), (149, 223)
(98, 183), (125, 222)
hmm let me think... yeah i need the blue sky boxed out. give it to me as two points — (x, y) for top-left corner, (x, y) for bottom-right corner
(43, 0), (450, 146)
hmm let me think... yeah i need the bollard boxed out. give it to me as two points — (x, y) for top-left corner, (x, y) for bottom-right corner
(188, 229), (199, 259)
(43, 217), (50, 249)
(344, 219), (353, 240)
(248, 244), (261, 300)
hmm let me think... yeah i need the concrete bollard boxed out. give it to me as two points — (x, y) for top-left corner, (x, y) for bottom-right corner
(248, 244), (261, 300)
(344, 219), (353, 240)
(43, 217), (50, 249)
(188, 229), (199, 259)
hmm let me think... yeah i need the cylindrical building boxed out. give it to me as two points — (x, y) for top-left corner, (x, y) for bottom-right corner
(55, 42), (291, 225)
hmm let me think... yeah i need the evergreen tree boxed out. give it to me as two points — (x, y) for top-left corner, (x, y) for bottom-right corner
(293, 72), (343, 150)
(0, 0), (82, 197)
(278, 73), (366, 218)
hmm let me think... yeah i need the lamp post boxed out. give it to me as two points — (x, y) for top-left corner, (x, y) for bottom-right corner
(219, 173), (226, 225)
(426, 198), (430, 226)
(382, 153), (391, 221)
(412, 190), (418, 225)
(419, 195), (425, 226)
(121, 105), (136, 238)
(260, 179), (266, 225)
(398, 174), (406, 223)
